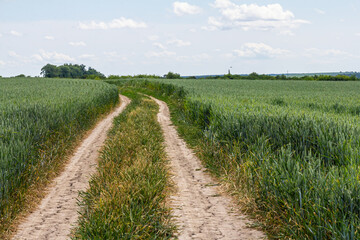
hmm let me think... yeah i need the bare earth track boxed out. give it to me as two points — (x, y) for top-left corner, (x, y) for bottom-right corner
(13, 95), (131, 240)
(152, 96), (266, 240)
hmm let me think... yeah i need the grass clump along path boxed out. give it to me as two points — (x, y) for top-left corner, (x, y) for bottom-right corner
(74, 90), (174, 239)
(0, 78), (119, 238)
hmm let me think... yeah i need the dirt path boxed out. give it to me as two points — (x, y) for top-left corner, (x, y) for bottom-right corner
(152, 96), (266, 240)
(13, 95), (131, 240)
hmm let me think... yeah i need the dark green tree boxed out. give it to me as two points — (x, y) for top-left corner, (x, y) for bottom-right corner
(165, 71), (181, 79)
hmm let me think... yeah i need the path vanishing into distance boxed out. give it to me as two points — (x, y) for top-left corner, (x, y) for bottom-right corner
(13, 95), (131, 240)
(13, 93), (265, 240)
(152, 96), (266, 240)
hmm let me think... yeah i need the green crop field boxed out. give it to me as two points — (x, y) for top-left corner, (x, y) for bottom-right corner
(0, 77), (119, 235)
(126, 79), (360, 239)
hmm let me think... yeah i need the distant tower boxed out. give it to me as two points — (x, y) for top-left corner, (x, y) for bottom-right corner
(228, 66), (232, 75)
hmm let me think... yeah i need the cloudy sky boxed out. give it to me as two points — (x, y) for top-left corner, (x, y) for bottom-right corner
(1, 0), (359, 77)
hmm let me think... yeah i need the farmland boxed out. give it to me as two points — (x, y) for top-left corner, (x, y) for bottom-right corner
(124, 79), (360, 239)
(0, 77), (119, 236)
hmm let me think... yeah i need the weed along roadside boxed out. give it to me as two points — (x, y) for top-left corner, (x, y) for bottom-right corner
(73, 90), (174, 239)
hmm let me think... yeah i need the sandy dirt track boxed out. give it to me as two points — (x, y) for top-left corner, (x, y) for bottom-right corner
(13, 95), (131, 240)
(152, 96), (266, 240)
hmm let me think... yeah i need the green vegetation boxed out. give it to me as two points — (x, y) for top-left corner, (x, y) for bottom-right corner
(164, 72), (181, 79)
(74, 90), (173, 239)
(0, 78), (118, 237)
(204, 72), (358, 81)
(40, 63), (105, 79)
(107, 74), (162, 79)
(116, 79), (360, 239)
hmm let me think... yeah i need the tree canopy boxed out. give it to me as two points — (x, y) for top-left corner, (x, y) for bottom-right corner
(40, 64), (105, 79)
(165, 71), (181, 79)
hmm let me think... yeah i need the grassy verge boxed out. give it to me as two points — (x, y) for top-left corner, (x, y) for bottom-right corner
(73, 90), (174, 239)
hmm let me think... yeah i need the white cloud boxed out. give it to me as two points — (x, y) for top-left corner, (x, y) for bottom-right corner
(153, 42), (167, 50)
(0, 33), (3, 38)
(233, 43), (289, 58)
(314, 9), (325, 15)
(78, 54), (95, 59)
(148, 35), (159, 41)
(173, 2), (202, 16)
(10, 30), (22, 37)
(145, 51), (176, 58)
(176, 53), (211, 62)
(69, 41), (87, 47)
(45, 36), (55, 40)
(0, 60), (5, 66)
(356, 33), (360, 37)
(8, 51), (43, 63)
(206, 1), (309, 32)
(304, 48), (354, 58)
(79, 17), (147, 30)
(8, 51), (20, 58)
(167, 39), (191, 47)
(32, 54), (43, 61)
(39, 50), (75, 62)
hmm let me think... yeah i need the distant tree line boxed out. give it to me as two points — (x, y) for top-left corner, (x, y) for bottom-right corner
(41, 64), (105, 79)
(204, 72), (359, 81)
(107, 74), (162, 79)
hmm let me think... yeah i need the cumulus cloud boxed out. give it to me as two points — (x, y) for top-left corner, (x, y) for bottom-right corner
(10, 30), (22, 37)
(148, 35), (159, 41)
(79, 17), (147, 30)
(232, 43), (289, 58)
(176, 53), (211, 62)
(8, 51), (21, 58)
(167, 39), (191, 47)
(153, 42), (167, 50)
(145, 51), (176, 58)
(206, 0), (309, 32)
(78, 54), (96, 60)
(69, 41), (87, 47)
(314, 9), (325, 15)
(39, 50), (75, 62)
(8, 51), (43, 63)
(0, 60), (5, 65)
(304, 48), (354, 58)
(45, 36), (55, 40)
(173, 2), (202, 16)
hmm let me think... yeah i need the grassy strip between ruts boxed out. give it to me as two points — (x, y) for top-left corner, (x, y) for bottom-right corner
(73, 90), (174, 239)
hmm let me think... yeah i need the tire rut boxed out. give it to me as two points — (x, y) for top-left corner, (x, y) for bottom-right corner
(151, 96), (266, 240)
(12, 95), (131, 240)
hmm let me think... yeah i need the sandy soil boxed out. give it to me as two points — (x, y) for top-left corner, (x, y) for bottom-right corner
(12, 95), (131, 240)
(152, 96), (266, 240)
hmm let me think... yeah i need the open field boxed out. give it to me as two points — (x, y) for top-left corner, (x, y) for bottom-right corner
(0, 78), (119, 237)
(119, 79), (360, 239)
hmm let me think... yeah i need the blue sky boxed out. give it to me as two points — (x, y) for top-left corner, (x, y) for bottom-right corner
(0, 0), (359, 77)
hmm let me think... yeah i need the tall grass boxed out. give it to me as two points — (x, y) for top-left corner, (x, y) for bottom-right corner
(115, 79), (360, 239)
(74, 90), (174, 239)
(0, 78), (119, 237)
